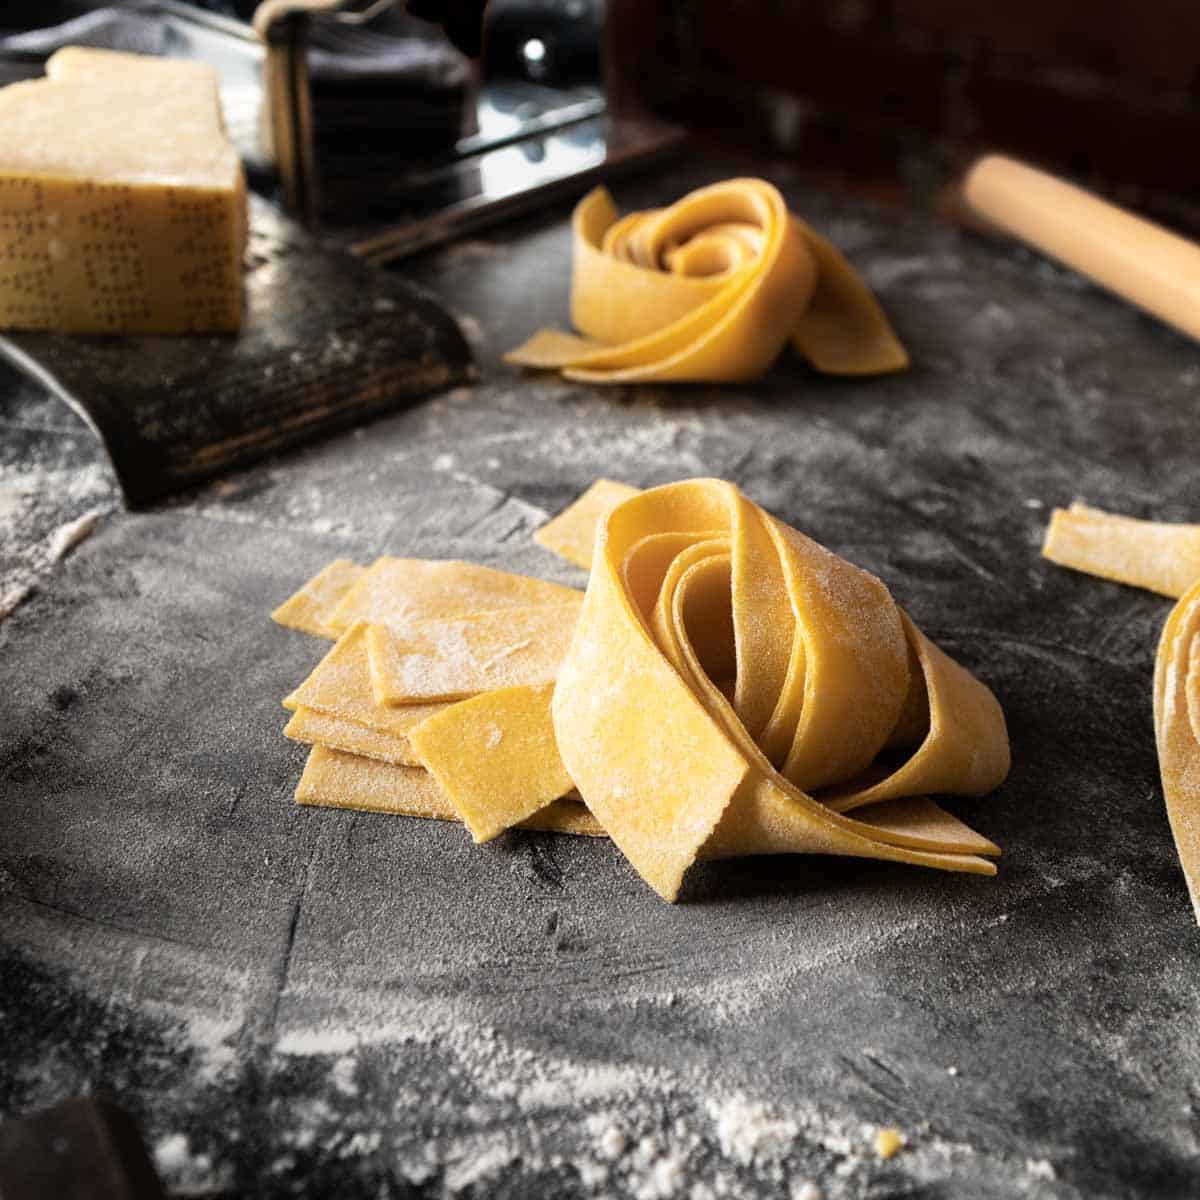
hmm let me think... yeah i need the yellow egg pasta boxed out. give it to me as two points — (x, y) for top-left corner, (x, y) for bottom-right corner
(271, 559), (366, 638)
(533, 479), (640, 570)
(505, 179), (908, 384)
(1154, 580), (1200, 923)
(274, 478), (1010, 903)
(1044, 501), (1200, 925)
(365, 603), (581, 705)
(284, 705), (419, 767)
(297, 744), (604, 836)
(409, 684), (575, 843)
(551, 479), (1007, 900)
(1042, 502), (1200, 598)
(326, 557), (581, 637)
(286, 623), (451, 745)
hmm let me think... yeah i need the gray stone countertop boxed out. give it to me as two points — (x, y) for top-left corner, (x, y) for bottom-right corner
(2, 155), (1199, 1199)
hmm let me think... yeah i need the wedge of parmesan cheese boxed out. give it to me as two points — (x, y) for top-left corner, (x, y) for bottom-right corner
(0, 47), (246, 333)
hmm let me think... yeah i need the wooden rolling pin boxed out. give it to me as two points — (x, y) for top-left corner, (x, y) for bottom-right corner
(964, 154), (1200, 343)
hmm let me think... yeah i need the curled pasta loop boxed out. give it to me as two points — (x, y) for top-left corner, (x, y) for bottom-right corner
(551, 479), (1009, 900)
(506, 179), (908, 384)
(1154, 578), (1200, 923)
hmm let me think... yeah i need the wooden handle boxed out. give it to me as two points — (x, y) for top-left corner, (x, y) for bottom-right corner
(964, 154), (1200, 343)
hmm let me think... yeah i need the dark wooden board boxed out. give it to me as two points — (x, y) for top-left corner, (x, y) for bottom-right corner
(0, 196), (471, 508)
(2, 156), (1200, 1199)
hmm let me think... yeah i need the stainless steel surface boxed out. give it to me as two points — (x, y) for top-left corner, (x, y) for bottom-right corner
(349, 114), (686, 265)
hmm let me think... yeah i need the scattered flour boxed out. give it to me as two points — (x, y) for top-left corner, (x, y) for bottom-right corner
(276, 1027), (360, 1057)
(1026, 1157), (1058, 1181)
(45, 506), (104, 561)
(578, 1159), (609, 1190)
(632, 1151), (689, 1200)
(595, 1123), (629, 1160)
(709, 1095), (799, 1165)
(444, 1142), (515, 1192)
(152, 1132), (231, 1195)
(792, 1183), (824, 1200)
(0, 460), (116, 621)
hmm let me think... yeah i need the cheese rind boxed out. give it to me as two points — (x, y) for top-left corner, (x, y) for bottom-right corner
(0, 48), (245, 333)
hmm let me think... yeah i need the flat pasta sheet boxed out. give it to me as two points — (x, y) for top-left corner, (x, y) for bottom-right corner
(273, 478), (1010, 902)
(366, 603), (580, 705)
(1043, 502), (1200, 598)
(297, 745), (604, 837)
(271, 559), (365, 638)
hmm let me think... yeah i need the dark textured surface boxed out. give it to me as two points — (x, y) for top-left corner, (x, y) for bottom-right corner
(0, 197), (471, 507)
(2, 156), (1200, 1199)
(0, 1096), (167, 1200)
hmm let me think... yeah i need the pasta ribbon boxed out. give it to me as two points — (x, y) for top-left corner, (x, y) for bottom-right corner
(1043, 501), (1200, 924)
(1042, 503), (1200, 598)
(551, 479), (1008, 900)
(506, 179), (908, 384)
(1154, 579), (1200, 923)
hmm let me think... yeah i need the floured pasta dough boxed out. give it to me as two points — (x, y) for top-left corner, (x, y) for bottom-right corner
(271, 559), (365, 638)
(533, 479), (640, 569)
(284, 705), (418, 767)
(1155, 578), (1200, 923)
(273, 478), (1010, 902)
(408, 684), (575, 842)
(551, 479), (1007, 900)
(326, 557), (580, 636)
(366, 603), (580, 705)
(298, 744), (604, 836)
(1043, 502), (1200, 924)
(285, 623), (450, 743)
(505, 179), (908, 384)
(1042, 503), (1200, 598)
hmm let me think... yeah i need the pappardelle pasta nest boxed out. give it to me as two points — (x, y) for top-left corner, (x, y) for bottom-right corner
(506, 178), (908, 385)
(274, 479), (1010, 902)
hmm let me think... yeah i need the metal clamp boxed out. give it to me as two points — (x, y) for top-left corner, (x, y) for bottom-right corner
(252, 0), (397, 226)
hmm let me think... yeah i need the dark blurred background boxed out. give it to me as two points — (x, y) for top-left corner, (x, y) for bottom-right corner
(607, 0), (1200, 231)
(3, 1), (1198, 235)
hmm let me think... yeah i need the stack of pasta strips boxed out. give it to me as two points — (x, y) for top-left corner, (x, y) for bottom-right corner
(273, 479), (1010, 902)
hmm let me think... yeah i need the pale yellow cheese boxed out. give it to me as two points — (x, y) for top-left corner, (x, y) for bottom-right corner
(0, 47), (245, 333)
